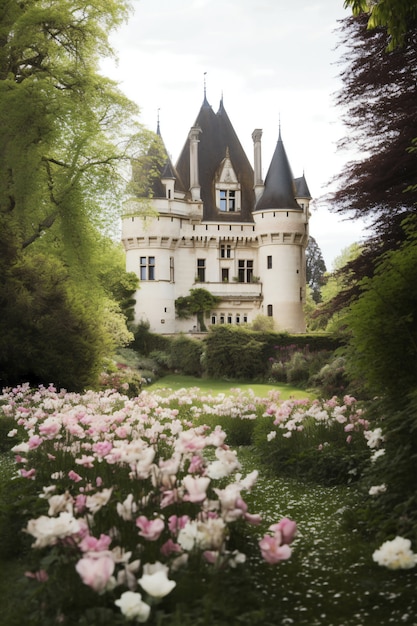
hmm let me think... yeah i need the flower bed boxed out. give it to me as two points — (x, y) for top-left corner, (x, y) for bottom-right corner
(1, 384), (296, 624)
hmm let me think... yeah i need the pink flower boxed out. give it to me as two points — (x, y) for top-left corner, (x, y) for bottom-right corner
(20, 468), (36, 479)
(74, 494), (87, 514)
(168, 515), (190, 535)
(25, 569), (49, 582)
(76, 554), (115, 593)
(80, 533), (112, 553)
(136, 516), (165, 541)
(269, 517), (297, 544)
(259, 534), (292, 564)
(68, 470), (83, 483)
(160, 538), (182, 557)
(92, 441), (113, 458)
(28, 435), (43, 450)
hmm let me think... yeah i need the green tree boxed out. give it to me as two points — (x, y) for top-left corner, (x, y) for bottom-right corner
(344, 0), (417, 49)
(175, 288), (221, 332)
(306, 236), (327, 303)
(0, 0), (148, 389)
(345, 218), (417, 400)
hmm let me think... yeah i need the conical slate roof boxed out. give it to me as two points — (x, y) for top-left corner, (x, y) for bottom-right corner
(175, 97), (255, 222)
(255, 130), (301, 211)
(294, 174), (312, 199)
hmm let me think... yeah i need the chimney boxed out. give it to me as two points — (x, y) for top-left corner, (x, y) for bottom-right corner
(252, 129), (263, 200)
(189, 126), (202, 201)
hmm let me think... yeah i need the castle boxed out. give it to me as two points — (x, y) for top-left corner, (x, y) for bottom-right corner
(121, 94), (311, 334)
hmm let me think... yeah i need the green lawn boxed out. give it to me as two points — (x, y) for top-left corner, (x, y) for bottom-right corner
(148, 374), (314, 399)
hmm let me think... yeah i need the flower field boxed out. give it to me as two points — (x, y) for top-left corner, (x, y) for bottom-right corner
(1, 382), (417, 625)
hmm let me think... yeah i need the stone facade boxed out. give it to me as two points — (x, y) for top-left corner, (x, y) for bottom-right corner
(121, 96), (311, 333)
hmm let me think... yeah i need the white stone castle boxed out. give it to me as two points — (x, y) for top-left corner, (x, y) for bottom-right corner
(122, 94), (311, 334)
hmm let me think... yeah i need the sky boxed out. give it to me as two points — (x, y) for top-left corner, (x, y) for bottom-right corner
(102, 0), (369, 270)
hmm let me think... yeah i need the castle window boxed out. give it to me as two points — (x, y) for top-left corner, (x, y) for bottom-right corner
(219, 189), (236, 212)
(220, 314), (225, 324)
(170, 257), (174, 282)
(267, 304), (273, 317)
(220, 244), (232, 258)
(140, 256), (155, 281)
(211, 314), (217, 325)
(215, 149), (241, 212)
(243, 313), (248, 323)
(236, 314), (240, 324)
(197, 258), (206, 282)
(267, 255), (272, 269)
(238, 259), (253, 283)
(227, 313), (233, 324)
(221, 268), (229, 282)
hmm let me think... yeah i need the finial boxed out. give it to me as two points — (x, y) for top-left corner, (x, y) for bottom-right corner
(278, 112), (281, 139)
(204, 72), (207, 100)
(157, 108), (161, 135)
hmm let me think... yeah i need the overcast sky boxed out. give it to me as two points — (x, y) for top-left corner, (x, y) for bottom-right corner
(102, 0), (368, 270)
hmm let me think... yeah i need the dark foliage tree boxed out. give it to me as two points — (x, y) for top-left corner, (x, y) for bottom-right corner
(306, 236), (327, 303)
(323, 14), (417, 311)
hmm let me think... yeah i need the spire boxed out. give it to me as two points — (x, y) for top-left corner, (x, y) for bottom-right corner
(203, 71), (209, 106)
(156, 108), (161, 135)
(254, 129), (300, 211)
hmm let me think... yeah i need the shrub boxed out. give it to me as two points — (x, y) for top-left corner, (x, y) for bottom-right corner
(169, 335), (204, 377)
(205, 326), (266, 379)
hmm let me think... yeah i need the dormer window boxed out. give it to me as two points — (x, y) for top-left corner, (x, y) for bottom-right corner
(215, 148), (241, 213)
(220, 189), (236, 211)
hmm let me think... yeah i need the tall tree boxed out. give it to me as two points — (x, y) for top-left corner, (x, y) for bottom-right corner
(305, 236), (327, 303)
(324, 14), (417, 309)
(0, 0), (148, 389)
(0, 0), (141, 261)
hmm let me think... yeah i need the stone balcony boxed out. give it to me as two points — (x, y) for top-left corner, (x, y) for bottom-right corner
(195, 281), (263, 303)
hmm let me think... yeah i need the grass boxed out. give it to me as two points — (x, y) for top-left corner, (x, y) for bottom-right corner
(148, 374), (314, 399)
(238, 447), (417, 626)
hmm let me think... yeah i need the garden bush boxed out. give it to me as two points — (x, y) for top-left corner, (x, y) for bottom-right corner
(169, 335), (204, 377)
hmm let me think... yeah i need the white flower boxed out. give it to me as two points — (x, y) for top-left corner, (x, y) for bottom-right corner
(138, 562), (176, 598)
(373, 536), (417, 570)
(117, 493), (138, 521)
(25, 512), (81, 548)
(115, 591), (151, 622)
(47, 491), (74, 516)
(177, 520), (199, 551)
(368, 484), (387, 496)
(371, 448), (385, 463)
(86, 488), (113, 514)
(364, 427), (384, 449)
(267, 431), (277, 442)
(207, 448), (241, 479)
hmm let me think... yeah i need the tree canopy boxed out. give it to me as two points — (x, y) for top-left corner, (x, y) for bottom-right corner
(344, 0), (417, 49)
(323, 14), (417, 309)
(0, 0), (147, 389)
